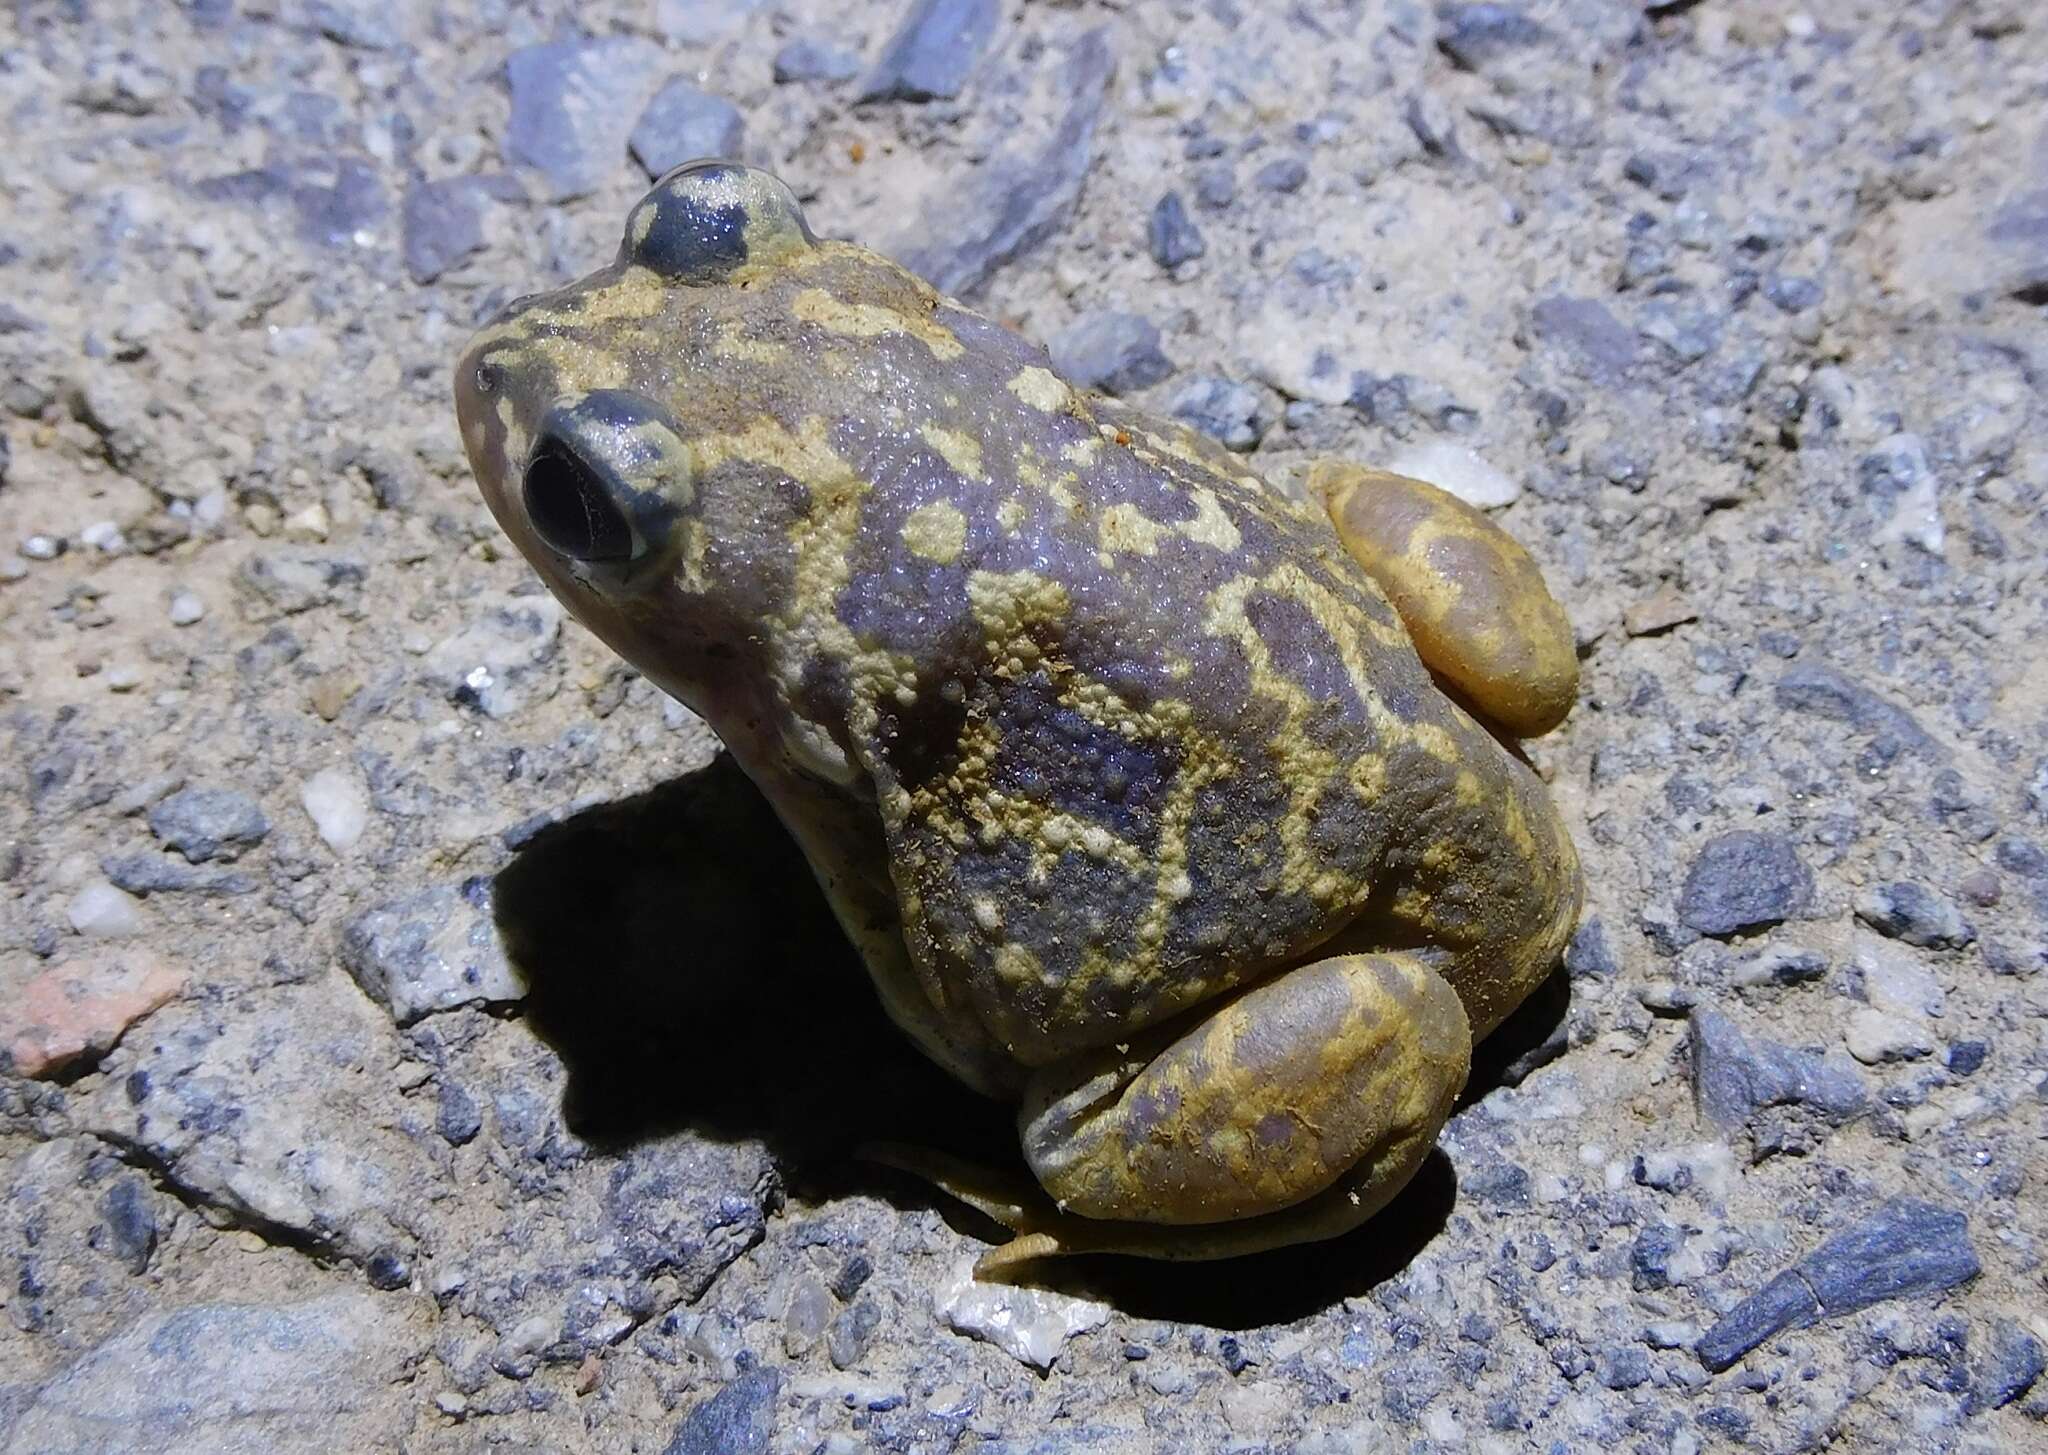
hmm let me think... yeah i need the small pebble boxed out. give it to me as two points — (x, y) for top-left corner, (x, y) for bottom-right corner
(22, 534), (64, 560)
(300, 767), (369, 852)
(1623, 584), (1699, 637)
(1384, 440), (1522, 509)
(66, 879), (145, 938)
(773, 38), (861, 84)
(79, 520), (125, 553)
(167, 590), (206, 626)
(1254, 157), (1309, 193)
(0, 553), (28, 582)
(284, 503), (330, 542)
(104, 664), (143, 692)
(1844, 1006), (1935, 1065)
(1148, 191), (1206, 269)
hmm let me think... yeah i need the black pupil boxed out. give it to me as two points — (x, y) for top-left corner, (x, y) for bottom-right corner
(522, 440), (634, 562)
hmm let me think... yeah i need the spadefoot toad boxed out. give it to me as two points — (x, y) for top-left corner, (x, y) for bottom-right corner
(456, 163), (1583, 1273)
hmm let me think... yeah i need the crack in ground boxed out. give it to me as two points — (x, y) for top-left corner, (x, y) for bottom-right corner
(77, 1128), (341, 1266)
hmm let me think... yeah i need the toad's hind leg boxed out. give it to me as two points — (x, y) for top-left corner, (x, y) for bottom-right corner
(1310, 460), (1578, 738)
(878, 951), (1469, 1275)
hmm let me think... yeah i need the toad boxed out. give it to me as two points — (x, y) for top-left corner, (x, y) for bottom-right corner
(455, 163), (1582, 1273)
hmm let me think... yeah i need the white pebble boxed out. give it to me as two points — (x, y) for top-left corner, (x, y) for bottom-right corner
(1384, 439), (1523, 509)
(167, 590), (206, 626)
(105, 664), (143, 692)
(1844, 1007), (1935, 1065)
(284, 502), (331, 541)
(0, 554), (27, 582)
(21, 534), (63, 560)
(79, 520), (126, 553)
(300, 766), (369, 852)
(193, 490), (230, 530)
(66, 879), (145, 938)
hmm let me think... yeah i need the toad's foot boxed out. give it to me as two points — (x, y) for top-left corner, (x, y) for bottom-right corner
(1312, 461), (1578, 738)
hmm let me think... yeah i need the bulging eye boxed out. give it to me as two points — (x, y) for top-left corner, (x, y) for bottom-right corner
(522, 438), (636, 563)
(518, 390), (690, 571)
(620, 161), (816, 284)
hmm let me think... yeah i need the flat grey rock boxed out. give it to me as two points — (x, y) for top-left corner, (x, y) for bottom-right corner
(857, 0), (1001, 103)
(1697, 1198), (1979, 1372)
(1678, 831), (1814, 937)
(5, 1293), (422, 1454)
(891, 28), (1114, 296)
(505, 37), (665, 202)
(630, 80), (745, 180)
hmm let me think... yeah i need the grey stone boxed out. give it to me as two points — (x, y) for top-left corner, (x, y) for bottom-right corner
(233, 552), (364, 620)
(1436, 3), (1548, 71)
(1945, 1040), (1988, 1076)
(1172, 375), (1270, 452)
(773, 38), (862, 84)
(1967, 1318), (2046, 1414)
(1695, 1268), (1819, 1373)
(629, 80), (745, 181)
(1194, 164), (1236, 210)
(101, 852), (256, 897)
(1049, 312), (1172, 396)
(339, 881), (526, 1024)
(1996, 838), (2047, 879)
(289, 159), (387, 249)
(1529, 296), (1640, 383)
(148, 787), (270, 864)
(1689, 1007), (1867, 1131)
(1564, 917), (1618, 978)
(892, 29), (1113, 297)
(1765, 274), (1823, 313)
(1254, 157), (1309, 193)
(435, 1081), (482, 1144)
(1854, 881), (1975, 950)
(857, 0), (1001, 103)
(1639, 298), (1721, 365)
(1801, 1197), (1979, 1316)
(77, 994), (434, 1263)
(831, 1252), (874, 1302)
(401, 177), (486, 284)
(829, 1298), (882, 1369)
(1597, 1345), (1651, 1390)
(1149, 191), (1206, 268)
(1697, 1197), (1978, 1372)
(1631, 1223), (1683, 1290)
(1774, 663), (1945, 759)
(505, 38), (665, 202)
(1732, 945), (1827, 988)
(5, 1293), (421, 1453)
(97, 1176), (157, 1274)
(1678, 831), (1814, 937)
(664, 1367), (782, 1455)
(783, 1277), (832, 1355)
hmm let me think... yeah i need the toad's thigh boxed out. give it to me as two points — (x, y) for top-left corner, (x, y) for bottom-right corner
(1018, 951), (1470, 1224)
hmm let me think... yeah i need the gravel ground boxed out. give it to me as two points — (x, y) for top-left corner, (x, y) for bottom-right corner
(2, 1), (2046, 1451)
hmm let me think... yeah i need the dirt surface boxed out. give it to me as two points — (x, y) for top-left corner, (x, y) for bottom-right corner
(2, 1), (2046, 1451)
